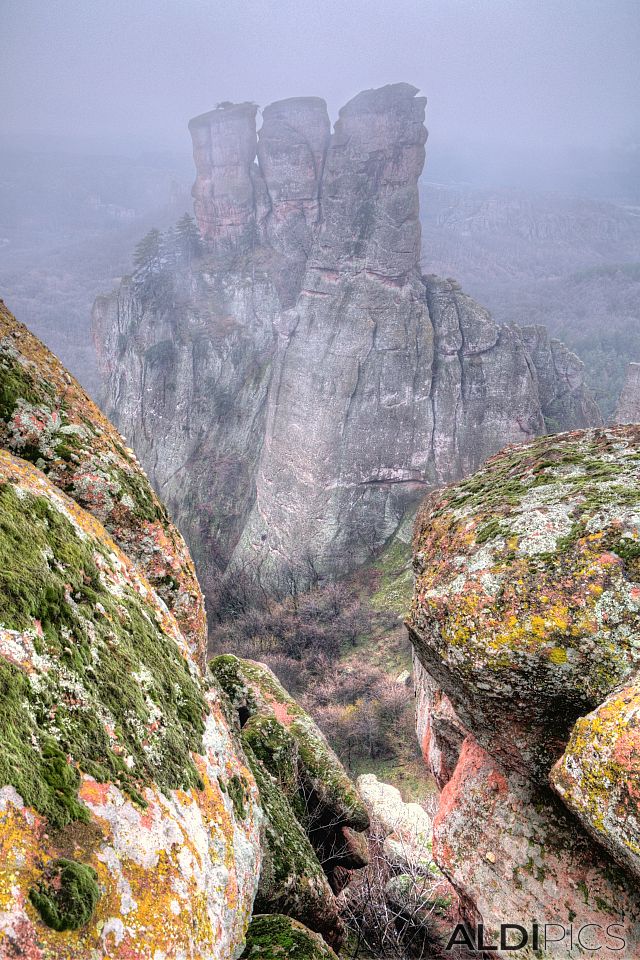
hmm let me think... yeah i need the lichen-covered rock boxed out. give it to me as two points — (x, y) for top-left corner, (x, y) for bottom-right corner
(551, 677), (640, 880)
(0, 450), (261, 959)
(409, 425), (640, 954)
(240, 914), (339, 959)
(408, 426), (640, 778)
(212, 655), (374, 945)
(211, 656), (369, 832)
(0, 298), (207, 665)
(243, 744), (343, 949)
(433, 737), (640, 957)
(210, 655), (368, 948)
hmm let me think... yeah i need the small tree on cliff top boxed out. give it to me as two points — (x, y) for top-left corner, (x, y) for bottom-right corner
(133, 228), (162, 274)
(176, 213), (203, 264)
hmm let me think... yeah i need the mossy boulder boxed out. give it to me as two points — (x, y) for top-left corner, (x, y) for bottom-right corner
(0, 299), (207, 664)
(552, 677), (640, 880)
(211, 655), (369, 830)
(0, 451), (261, 959)
(244, 743), (343, 948)
(240, 914), (339, 959)
(211, 655), (370, 948)
(408, 426), (640, 778)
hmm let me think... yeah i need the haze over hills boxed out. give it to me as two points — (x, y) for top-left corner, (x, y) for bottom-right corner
(421, 180), (640, 415)
(1, 140), (639, 417)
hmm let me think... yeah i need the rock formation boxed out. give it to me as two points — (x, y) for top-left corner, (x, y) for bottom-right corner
(614, 360), (640, 424)
(0, 301), (366, 957)
(407, 426), (640, 956)
(94, 84), (600, 599)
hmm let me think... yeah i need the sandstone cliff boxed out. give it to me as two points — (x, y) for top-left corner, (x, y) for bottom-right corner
(407, 426), (640, 956)
(94, 84), (600, 596)
(0, 302), (367, 957)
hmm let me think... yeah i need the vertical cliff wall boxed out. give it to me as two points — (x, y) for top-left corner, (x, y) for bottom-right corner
(94, 84), (600, 592)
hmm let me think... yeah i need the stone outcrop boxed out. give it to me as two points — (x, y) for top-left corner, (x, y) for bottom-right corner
(211, 655), (369, 948)
(407, 426), (640, 956)
(0, 304), (366, 956)
(0, 298), (207, 665)
(94, 83), (600, 599)
(0, 448), (262, 959)
(614, 360), (640, 424)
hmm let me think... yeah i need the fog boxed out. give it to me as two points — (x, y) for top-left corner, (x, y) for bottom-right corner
(2, 0), (639, 188)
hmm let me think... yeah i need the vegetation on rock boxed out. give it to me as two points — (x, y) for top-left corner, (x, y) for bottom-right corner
(240, 914), (338, 959)
(0, 299), (207, 664)
(29, 858), (101, 931)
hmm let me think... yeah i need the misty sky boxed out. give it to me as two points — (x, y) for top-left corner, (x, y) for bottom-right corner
(2, 0), (639, 165)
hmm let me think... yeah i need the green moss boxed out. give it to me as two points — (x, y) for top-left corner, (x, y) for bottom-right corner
(475, 518), (510, 544)
(210, 654), (259, 716)
(242, 714), (298, 794)
(227, 774), (248, 820)
(215, 656), (369, 832)
(111, 465), (167, 524)
(0, 354), (42, 422)
(0, 481), (206, 826)
(29, 858), (100, 931)
(240, 914), (336, 959)
(242, 741), (329, 915)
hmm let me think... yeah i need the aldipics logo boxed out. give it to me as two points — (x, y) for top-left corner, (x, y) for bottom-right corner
(445, 922), (627, 954)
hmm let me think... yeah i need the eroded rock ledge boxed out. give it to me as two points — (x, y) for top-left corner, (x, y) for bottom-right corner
(408, 426), (640, 957)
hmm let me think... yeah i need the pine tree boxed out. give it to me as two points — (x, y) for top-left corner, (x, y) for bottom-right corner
(133, 228), (162, 273)
(175, 213), (203, 264)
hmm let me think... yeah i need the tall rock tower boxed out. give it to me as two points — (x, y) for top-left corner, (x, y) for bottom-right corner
(94, 84), (601, 596)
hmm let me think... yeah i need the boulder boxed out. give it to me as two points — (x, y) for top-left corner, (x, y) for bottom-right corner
(551, 676), (640, 881)
(0, 299), (207, 666)
(0, 450), (261, 959)
(211, 654), (369, 948)
(409, 425), (640, 956)
(240, 914), (339, 959)
(356, 773), (435, 875)
(408, 426), (640, 779)
(433, 737), (640, 957)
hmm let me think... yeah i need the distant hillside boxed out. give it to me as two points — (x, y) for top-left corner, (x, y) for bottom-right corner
(421, 181), (640, 415)
(0, 149), (192, 394)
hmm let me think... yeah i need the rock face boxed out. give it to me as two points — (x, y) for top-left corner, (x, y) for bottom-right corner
(0, 305), (366, 957)
(614, 361), (640, 424)
(407, 426), (640, 956)
(0, 449), (262, 959)
(94, 83), (600, 597)
(0, 298), (207, 665)
(211, 655), (369, 949)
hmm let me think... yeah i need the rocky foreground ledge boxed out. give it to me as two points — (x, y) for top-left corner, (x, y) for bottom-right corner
(408, 426), (640, 957)
(0, 302), (366, 958)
